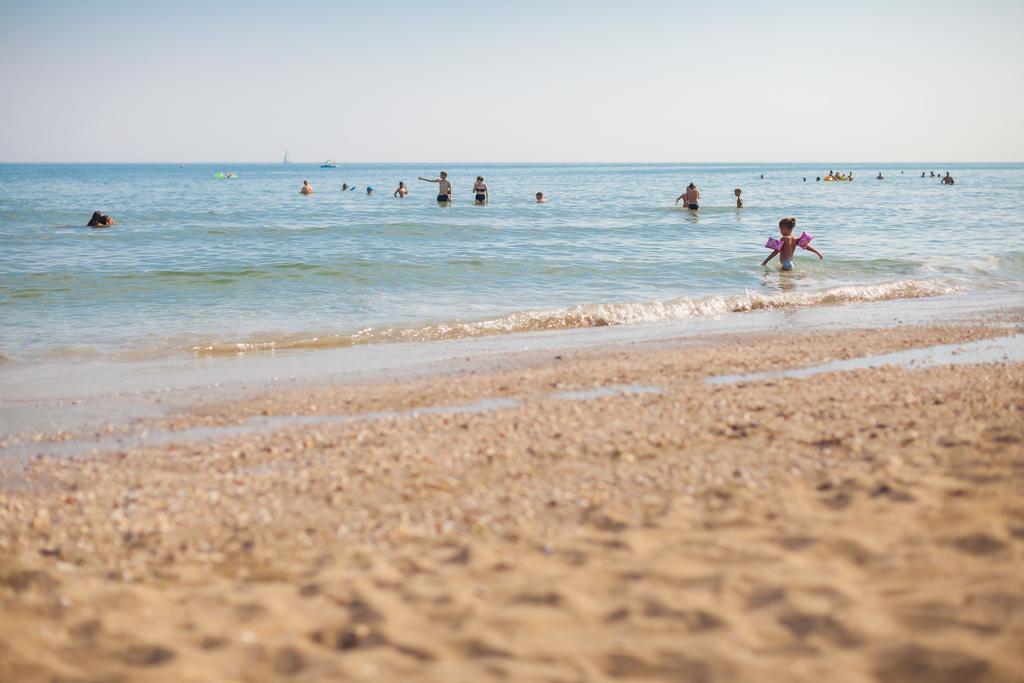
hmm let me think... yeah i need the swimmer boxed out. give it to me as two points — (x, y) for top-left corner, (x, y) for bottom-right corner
(366, 186), (374, 195)
(761, 217), (823, 271)
(394, 181), (408, 198)
(300, 180), (314, 195)
(535, 191), (546, 203)
(816, 176), (821, 182)
(473, 176), (489, 204)
(942, 172), (955, 185)
(876, 172), (884, 180)
(342, 183), (349, 191)
(734, 188), (743, 208)
(87, 211), (115, 228)
(921, 172), (926, 178)
(418, 171), (452, 203)
(760, 174), (764, 179)
(674, 183), (700, 209)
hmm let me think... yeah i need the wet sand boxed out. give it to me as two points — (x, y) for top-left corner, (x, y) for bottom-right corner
(1, 319), (1023, 682)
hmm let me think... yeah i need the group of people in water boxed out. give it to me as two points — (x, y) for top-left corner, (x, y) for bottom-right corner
(87, 170), (957, 269)
(298, 172), (546, 204)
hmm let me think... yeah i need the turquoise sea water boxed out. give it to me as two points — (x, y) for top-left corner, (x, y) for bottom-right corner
(1, 162), (1022, 363)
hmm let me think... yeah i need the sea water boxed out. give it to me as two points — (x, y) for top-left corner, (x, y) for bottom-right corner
(1, 162), (1022, 364)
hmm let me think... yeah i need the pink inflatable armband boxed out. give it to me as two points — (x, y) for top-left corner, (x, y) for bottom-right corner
(765, 236), (782, 251)
(797, 231), (813, 248)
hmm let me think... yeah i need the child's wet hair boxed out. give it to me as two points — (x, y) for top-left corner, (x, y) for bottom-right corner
(779, 217), (797, 230)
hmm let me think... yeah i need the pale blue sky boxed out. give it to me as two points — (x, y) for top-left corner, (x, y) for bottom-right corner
(1, 0), (1021, 162)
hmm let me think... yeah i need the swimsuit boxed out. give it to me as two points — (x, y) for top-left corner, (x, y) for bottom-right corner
(687, 204), (699, 210)
(781, 259), (794, 271)
(437, 194), (450, 202)
(475, 189), (486, 202)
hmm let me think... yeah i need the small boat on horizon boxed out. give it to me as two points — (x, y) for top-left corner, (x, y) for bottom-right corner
(282, 150), (293, 164)
(320, 159), (338, 168)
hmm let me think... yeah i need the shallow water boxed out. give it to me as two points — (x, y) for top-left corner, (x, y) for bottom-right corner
(1, 162), (1022, 362)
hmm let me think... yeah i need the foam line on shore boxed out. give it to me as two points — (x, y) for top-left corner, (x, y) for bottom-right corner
(190, 279), (958, 357)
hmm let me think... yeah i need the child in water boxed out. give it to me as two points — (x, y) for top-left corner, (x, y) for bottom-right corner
(734, 188), (743, 208)
(762, 217), (823, 271)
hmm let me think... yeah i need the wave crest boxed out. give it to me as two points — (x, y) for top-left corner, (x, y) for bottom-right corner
(191, 279), (957, 356)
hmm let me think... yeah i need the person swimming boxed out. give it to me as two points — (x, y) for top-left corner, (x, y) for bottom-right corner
(762, 217), (823, 271)
(734, 188), (743, 208)
(942, 172), (955, 185)
(418, 171), (452, 203)
(535, 191), (546, 203)
(473, 176), (489, 204)
(87, 211), (114, 228)
(300, 180), (314, 195)
(674, 183), (700, 210)
(394, 181), (408, 198)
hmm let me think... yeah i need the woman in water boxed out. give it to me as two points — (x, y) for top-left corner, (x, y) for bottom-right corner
(300, 180), (314, 195)
(473, 176), (489, 204)
(87, 211), (115, 228)
(674, 183), (700, 210)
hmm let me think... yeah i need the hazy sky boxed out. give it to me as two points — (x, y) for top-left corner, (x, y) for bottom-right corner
(1, 0), (1021, 162)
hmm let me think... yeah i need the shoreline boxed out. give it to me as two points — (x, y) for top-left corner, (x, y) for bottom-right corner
(1, 303), (1023, 681)
(2, 286), (1021, 450)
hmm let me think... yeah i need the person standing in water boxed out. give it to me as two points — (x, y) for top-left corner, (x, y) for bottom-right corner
(418, 171), (453, 203)
(942, 172), (955, 185)
(473, 176), (489, 204)
(300, 180), (314, 195)
(535, 192), (546, 203)
(394, 181), (408, 198)
(734, 188), (744, 208)
(675, 183), (700, 209)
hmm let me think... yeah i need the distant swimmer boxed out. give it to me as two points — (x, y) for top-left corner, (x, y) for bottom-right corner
(342, 183), (349, 191)
(921, 172), (926, 178)
(87, 211), (115, 228)
(816, 176), (821, 182)
(930, 171), (936, 177)
(300, 180), (314, 195)
(418, 171), (452, 203)
(535, 191), (546, 203)
(762, 217), (823, 271)
(760, 174), (764, 179)
(876, 173), (884, 180)
(675, 183), (700, 209)
(394, 181), (408, 198)
(734, 188), (743, 208)
(942, 172), (955, 185)
(473, 176), (489, 204)
(366, 186), (374, 195)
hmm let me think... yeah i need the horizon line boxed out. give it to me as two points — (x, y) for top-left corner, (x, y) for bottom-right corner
(0, 160), (1017, 166)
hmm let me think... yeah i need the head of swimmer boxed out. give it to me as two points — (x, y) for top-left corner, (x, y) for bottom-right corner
(536, 191), (544, 202)
(778, 217), (797, 236)
(734, 188), (742, 197)
(476, 176), (484, 182)
(439, 171), (448, 179)
(688, 183), (696, 190)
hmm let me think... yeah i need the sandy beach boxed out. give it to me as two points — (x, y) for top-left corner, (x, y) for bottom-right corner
(2, 315), (1023, 682)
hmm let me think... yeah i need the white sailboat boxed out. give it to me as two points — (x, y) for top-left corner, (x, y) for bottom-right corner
(282, 150), (292, 164)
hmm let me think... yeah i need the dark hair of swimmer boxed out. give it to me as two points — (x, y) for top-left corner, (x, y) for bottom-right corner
(688, 183), (696, 189)
(90, 212), (103, 223)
